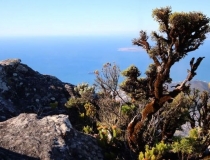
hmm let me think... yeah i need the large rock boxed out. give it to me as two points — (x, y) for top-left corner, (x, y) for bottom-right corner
(0, 113), (104, 160)
(0, 59), (104, 159)
(0, 59), (75, 121)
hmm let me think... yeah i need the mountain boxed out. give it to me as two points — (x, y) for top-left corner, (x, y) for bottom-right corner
(188, 80), (210, 92)
(169, 80), (210, 92)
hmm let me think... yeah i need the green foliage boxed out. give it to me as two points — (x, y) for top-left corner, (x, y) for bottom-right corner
(120, 65), (149, 101)
(169, 11), (209, 34)
(189, 127), (200, 139)
(65, 97), (83, 108)
(79, 112), (85, 118)
(138, 127), (208, 160)
(139, 141), (170, 160)
(84, 102), (96, 118)
(171, 136), (197, 159)
(96, 125), (120, 160)
(65, 83), (96, 116)
(121, 104), (135, 115)
(74, 83), (95, 98)
(152, 6), (210, 41)
(65, 83), (98, 133)
(173, 138), (194, 154)
(145, 64), (156, 77)
(97, 124), (121, 145)
(171, 128), (206, 159)
(83, 125), (93, 134)
(152, 6), (171, 25)
(121, 65), (140, 78)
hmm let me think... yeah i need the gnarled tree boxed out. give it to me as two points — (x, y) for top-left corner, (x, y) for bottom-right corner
(120, 6), (210, 152)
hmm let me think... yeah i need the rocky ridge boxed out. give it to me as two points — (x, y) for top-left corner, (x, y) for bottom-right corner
(0, 59), (104, 160)
(0, 59), (75, 121)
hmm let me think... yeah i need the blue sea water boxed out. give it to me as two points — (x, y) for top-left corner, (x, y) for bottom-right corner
(0, 36), (209, 85)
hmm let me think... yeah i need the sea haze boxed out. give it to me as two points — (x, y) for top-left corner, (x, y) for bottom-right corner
(0, 36), (209, 85)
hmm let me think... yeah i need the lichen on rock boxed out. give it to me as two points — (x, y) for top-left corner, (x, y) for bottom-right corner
(0, 58), (75, 121)
(0, 113), (104, 160)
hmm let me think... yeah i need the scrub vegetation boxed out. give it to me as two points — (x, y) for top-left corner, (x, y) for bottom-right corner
(66, 6), (210, 160)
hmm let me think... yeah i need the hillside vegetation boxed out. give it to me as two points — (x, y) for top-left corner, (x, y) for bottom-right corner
(65, 6), (210, 160)
(0, 6), (210, 160)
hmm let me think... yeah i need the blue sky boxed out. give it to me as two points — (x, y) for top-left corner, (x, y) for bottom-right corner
(0, 0), (210, 37)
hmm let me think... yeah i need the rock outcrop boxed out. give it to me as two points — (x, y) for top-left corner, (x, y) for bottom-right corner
(0, 59), (104, 159)
(0, 59), (75, 121)
(0, 113), (103, 160)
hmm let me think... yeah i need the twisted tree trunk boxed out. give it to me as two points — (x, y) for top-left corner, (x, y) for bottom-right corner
(127, 57), (204, 152)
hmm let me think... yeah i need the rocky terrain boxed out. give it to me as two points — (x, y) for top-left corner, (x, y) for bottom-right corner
(0, 59), (209, 160)
(0, 59), (104, 160)
(0, 59), (76, 122)
(0, 113), (103, 160)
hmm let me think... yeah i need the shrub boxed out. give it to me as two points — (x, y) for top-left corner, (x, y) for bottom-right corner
(139, 141), (170, 160)
(83, 125), (93, 134)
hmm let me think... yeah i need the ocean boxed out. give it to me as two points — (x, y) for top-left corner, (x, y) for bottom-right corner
(0, 36), (209, 85)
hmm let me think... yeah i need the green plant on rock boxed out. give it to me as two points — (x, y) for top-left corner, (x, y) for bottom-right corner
(74, 82), (96, 101)
(79, 112), (85, 118)
(96, 125), (110, 148)
(83, 125), (93, 134)
(65, 83), (98, 132)
(65, 83), (97, 115)
(65, 83), (96, 108)
(97, 124), (121, 145)
(65, 97), (84, 109)
(49, 101), (58, 108)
